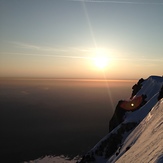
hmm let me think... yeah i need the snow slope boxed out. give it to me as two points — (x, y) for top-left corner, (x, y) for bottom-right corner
(79, 76), (163, 163)
(111, 99), (163, 163)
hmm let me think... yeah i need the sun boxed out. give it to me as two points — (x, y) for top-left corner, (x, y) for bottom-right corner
(94, 56), (108, 69)
(92, 48), (109, 69)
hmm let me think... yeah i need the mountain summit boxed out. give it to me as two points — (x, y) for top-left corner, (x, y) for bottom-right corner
(78, 76), (163, 163)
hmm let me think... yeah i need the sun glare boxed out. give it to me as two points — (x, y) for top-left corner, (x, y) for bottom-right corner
(94, 56), (108, 69)
(93, 48), (109, 69)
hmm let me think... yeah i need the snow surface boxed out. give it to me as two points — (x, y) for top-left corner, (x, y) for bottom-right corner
(110, 99), (163, 163)
(78, 75), (163, 163)
(109, 76), (163, 163)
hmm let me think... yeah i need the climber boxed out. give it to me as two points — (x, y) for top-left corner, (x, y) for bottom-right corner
(120, 95), (143, 111)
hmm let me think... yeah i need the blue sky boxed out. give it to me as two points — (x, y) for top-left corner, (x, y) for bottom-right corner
(0, 0), (163, 79)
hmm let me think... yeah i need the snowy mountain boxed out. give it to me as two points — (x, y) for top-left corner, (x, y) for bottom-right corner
(78, 75), (163, 163)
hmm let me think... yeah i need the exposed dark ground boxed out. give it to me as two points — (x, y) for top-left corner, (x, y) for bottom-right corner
(0, 79), (136, 162)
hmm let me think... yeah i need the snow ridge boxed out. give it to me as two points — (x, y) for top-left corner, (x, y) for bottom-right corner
(78, 75), (163, 163)
(114, 99), (163, 163)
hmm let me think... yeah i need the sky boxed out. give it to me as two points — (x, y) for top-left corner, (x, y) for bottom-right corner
(0, 0), (163, 79)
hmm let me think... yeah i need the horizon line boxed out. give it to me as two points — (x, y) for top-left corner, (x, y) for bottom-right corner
(0, 77), (139, 81)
